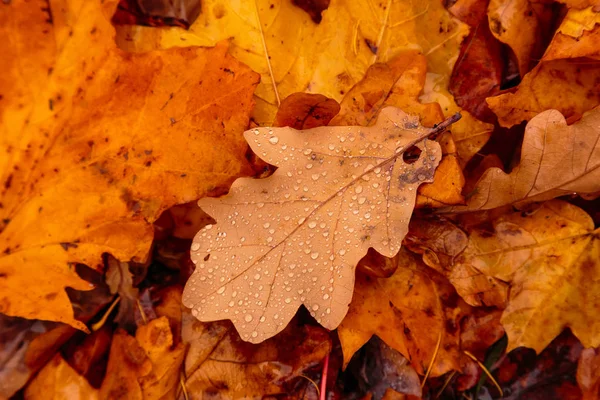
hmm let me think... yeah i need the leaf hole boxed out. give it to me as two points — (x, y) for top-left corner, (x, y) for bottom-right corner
(402, 146), (422, 164)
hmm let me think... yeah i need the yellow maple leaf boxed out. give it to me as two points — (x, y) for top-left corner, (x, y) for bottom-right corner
(0, 0), (258, 329)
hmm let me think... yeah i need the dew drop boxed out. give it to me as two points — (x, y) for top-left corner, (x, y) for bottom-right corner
(355, 186), (363, 194)
(308, 221), (317, 229)
(217, 287), (225, 294)
(311, 252), (319, 260)
(269, 137), (279, 144)
(245, 314), (253, 322)
(191, 242), (200, 251)
(285, 298), (291, 304)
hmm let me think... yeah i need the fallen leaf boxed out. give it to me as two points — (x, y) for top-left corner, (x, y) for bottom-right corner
(292, 0), (331, 23)
(181, 310), (331, 399)
(495, 330), (583, 400)
(105, 256), (138, 330)
(63, 325), (112, 387)
(449, 107), (600, 212)
(136, 317), (186, 400)
(0, 316), (75, 398)
(330, 53), (466, 207)
(543, 6), (600, 61)
(338, 248), (465, 377)
(183, 107), (453, 342)
(116, 0), (470, 126)
(274, 93), (341, 129)
(447, 200), (600, 353)
(24, 354), (99, 400)
(0, 0), (258, 329)
(99, 329), (153, 399)
(487, 6), (600, 127)
(343, 336), (422, 399)
(487, 0), (555, 76)
(449, 0), (503, 122)
(404, 215), (507, 308)
(577, 347), (600, 400)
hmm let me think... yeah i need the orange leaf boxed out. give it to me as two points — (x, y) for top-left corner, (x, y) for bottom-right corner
(487, 6), (600, 127)
(181, 310), (331, 398)
(274, 93), (341, 129)
(24, 354), (99, 400)
(577, 348), (600, 400)
(448, 107), (600, 212)
(183, 108), (456, 342)
(338, 249), (465, 377)
(0, 0), (258, 329)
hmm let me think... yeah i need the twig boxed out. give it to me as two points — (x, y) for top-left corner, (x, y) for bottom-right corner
(91, 295), (121, 331)
(421, 330), (442, 389)
(463, 350), (504, 397)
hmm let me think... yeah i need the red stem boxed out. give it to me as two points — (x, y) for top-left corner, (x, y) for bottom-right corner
(320, 353), (330, 400)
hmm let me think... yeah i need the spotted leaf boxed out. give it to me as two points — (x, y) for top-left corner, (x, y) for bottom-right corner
(183, 107), (456, 342)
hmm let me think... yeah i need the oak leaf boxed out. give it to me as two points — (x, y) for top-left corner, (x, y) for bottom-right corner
(337, 248), (465, 377)
(183, 107), (456, 342)
(330, 53), (466, 207)
(487, 0), (554, 76)
(448, 107), (600, 212)
(487, 6), (600, 127)
(0, 0), (258, 329)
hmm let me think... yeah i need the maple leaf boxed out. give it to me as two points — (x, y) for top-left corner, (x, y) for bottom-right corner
(437, 200), (600, 353)
(183, 108), (462, 342)
(448, 107), (600, 212)
(0, 0), (258, 330)
(337, 248), (465, 377)
(116, 0), (470, 124)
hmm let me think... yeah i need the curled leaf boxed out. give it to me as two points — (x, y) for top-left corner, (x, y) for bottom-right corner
(448, 107), (600, 212)
(183, 108), (459, 342)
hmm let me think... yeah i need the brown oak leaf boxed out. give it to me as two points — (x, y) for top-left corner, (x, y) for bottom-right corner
(183, 108), (460, 342)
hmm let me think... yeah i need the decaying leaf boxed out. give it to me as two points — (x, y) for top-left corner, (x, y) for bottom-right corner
(448, 0), (503, 122)
(183, 107), (461, 342)
(543, 6), (600, 61)
(487, 0), (554, 76)
(577, 347), (600, 400)
(136, 317), (186, 399)
(24, 354), (99, 400)
(343, 336), (422, 399)
(487, 6), (600, 127)
(405, 215), (508, 308)
(0, 0), (258, 329)
(338, 249), (465, 377)
(274, 93), (341, 130)
(440, 200), (600, 353)
(182, 310), (331, 399)
(449, 107), (600, 212)
(100, 329), (153, 399)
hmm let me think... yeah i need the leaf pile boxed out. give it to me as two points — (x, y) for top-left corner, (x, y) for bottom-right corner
(2, 0), (600, 399)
